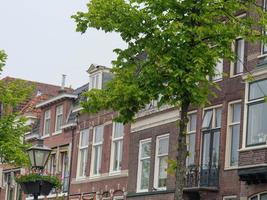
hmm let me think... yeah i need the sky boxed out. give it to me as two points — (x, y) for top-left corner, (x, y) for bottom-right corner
(0, 0), (126, 88)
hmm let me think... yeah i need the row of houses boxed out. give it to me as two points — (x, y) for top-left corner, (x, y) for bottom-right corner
(3, 3), (267, 200)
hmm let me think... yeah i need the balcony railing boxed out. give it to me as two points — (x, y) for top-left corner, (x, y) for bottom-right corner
(185, 165), (219, 189)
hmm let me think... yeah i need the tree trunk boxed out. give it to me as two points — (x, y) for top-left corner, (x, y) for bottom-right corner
(174, 100), (190, 200)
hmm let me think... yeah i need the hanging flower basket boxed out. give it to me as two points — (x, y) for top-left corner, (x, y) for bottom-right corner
(15, 173), (61, 196)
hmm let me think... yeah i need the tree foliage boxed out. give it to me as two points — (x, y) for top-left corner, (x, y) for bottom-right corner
(73, 1), (267, 199)
(0, 50), (34, 166)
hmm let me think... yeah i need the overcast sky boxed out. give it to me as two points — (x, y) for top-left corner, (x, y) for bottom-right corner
(0, 0), (126, 88)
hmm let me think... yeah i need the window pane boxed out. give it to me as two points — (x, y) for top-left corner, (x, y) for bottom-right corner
(94, 145), (102, 174)
(232, 103), (241, 123)
(189, 114), (197, 132)
(114, 123), (124, 138)
(212, 59), (223, 81)
(80, 129), (89, 147)
(234, 38), (244, 74)
(94, 126), (103, 143)
(215, 108), (222, 128)
(247, 102), (267, 146)
(250, 196), (257, 200)
(158, 156), (168, 188)
(261, 193), (267, 200)
(202, 110), (213, 128)
(187, 133), (196, 166)
(56, 114), (63, 131)
(79, 149), (88, 177)
(212, 131), (220, 167)
(158, 137), (169, 155)
(141, 142), (151, 158)
(140, 159), (150, 190)
(202, 133), (210, 168)
(249, 79), (267, 100)
(113, 140), (123, 171)
(230, 125), (240, 166)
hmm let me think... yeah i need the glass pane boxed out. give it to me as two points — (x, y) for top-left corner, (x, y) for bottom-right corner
(79, 149), (88, 177)
(113, 140), (122, 171)
(158, 137), (169, 155)
(212, 131), (220, 167)
(158, 156), (168, 188)
(187, 133), (196, 166)
(56, 105), (63, 114)
(261, 193), (267, 200)
(249, 79), (267, 100)
(202, 110), (212, 128)
(202, 133), (210, 169)
(141, 142), (151, 158)
(35, 150), (50, 167)
(215, 108), (222, 128)
(114, 123), (124, 138)
(230, 125), (240, 166)
(250, 196), (257, 200)
(94, 145), (102, 174)
(189, 114), (197, 132)
(44, 119), (50, 135)
(56, 114), (63, 131)
(140, 159), (150, 190)
(94, 126), (103, 143)
(232, 103), (241, 123)
(213, 59), (223, 80)
(247, 102), (267, 146)
(80, 129), (89, 147)
(234, 38), (244, 74)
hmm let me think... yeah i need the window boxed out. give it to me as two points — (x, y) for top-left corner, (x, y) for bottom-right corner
(223, 196), (237, 200)
(4, 171), (22, 200)
(89, 73), (101, 90)
(226, 102), (241, 168)
(187, 113), (196, 167)
(250, 192), (267, 200)
(110, 123), (124, 172)
(137, 139), (151, 192)
(262, 1), (267, 54)
(91, 125), (104, 176)
(77, 129), (89, 178)
(48, 153), (56, 175)
(246, 79), (267, 146)
(55, 105), (63, 132)
(201, 107), (221, 168)
(211, 59), (223, 81)
(233, 38), (244, 75)
(113, 197), (124, 200)
(60, 151), (69, 192)
(154, 134), (169, 189)
(43, 110), (51, 136)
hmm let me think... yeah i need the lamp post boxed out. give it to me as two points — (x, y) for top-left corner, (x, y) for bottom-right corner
(26, 139), (51, 200)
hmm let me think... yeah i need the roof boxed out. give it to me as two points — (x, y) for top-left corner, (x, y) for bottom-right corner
(87, 64), (110, 74)
(35, 93), (77, 108)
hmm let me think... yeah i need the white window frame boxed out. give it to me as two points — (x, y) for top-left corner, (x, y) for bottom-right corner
(54, 105), (63, 134)
(250, 191), (267, 200)
(113, 196), (124, 200)
(43, 109), (51, 137)
(137, 138), (151, 193)
(153, 134), (169, 190)
(76, 129), (89, 179)
(225, 100), (241, 169)
(109, 122), (124, 174)
(90, 125), (104, 177)
(186, 111), (197, 167)
(230, 37), (244, 77)
(89, 72), (102, 90)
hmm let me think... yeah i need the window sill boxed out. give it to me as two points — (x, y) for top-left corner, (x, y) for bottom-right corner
(52, 130), (62, 136)
(41, 134), (50, 139)
(229, 73), (243, 78)
(136, 189), (149, 193)
(257, 54), (267, 59)
(212, 78), (223, 83)
(224, 166), (239, 171)
(153, 187), (167, 191)
(109, 170), (122, 176)
(239, 144), (267, 152)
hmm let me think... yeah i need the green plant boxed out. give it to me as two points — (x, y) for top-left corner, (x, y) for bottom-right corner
(15, 173), (62, 189)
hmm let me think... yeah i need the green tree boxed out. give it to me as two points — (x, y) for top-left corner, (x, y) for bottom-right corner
(0, 50), (34, 166)
(72, 1), (267, 199)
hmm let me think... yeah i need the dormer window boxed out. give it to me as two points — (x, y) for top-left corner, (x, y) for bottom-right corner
(89, 73), (102, 90)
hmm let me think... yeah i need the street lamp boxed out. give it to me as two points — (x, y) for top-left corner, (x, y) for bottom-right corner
(27, 139), (51, 170)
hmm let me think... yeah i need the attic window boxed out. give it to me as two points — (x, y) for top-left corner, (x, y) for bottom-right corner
(89, 73), (102, 90)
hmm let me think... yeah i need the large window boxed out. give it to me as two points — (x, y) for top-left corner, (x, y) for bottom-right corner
(91, 125), (104, 176)
(77, 129), (89, 178)
(137, 139), (151, 192)
(154, 134), (169, 189)
(201, 107), (221, 169)
(247, 79), (267, 146)
(55, 105), (63, 132)
(233, 38), (244, 75)
(250, 192), (267, 200)
(89, 73), (101, 90)
(226, 102), (241, 168)
(110, 122), (124, 173)
(43, 109), (51, 136)
(187, 113), (196, 167)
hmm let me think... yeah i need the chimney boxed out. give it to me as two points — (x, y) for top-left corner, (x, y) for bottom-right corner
(58, 74), (67, 94)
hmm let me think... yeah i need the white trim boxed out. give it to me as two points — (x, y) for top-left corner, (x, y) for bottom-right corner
(36, 94), (77, 108)
(51, 130), (62, 136)
(137, 138), (151, 193)
(224, 100), (242, 170)
(153, 134), (169, 190)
